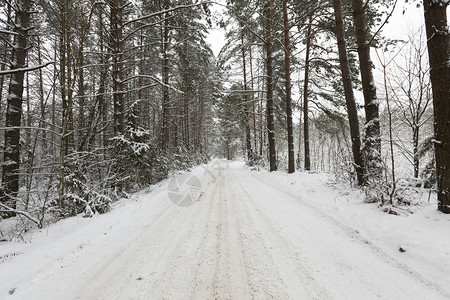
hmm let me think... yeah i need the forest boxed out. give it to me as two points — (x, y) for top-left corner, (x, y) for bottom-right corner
(0, 0), (448, 235)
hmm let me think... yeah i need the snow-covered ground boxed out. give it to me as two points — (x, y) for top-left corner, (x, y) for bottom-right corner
(250, 167), (450, 295)
(0, 160), (448, 299)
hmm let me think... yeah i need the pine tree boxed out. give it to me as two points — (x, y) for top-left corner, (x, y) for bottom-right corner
(283, 0), (295, 174)
(423, 0), (449, 213)
(351, 0), (382, 186)
(333, 0), (365, 186)
(1, 0), (32, 217)
(264, 0), (277, 171)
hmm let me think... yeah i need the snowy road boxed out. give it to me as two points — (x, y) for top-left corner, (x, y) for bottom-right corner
(7, 162), (448, 299)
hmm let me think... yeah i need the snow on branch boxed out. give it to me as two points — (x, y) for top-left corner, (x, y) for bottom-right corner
(122, 1), (211, 27)
(123, 74), (184, 94)
(0, 203), (40, 226)
(0, 61), (54, 76)
(0, 29), (18, 35)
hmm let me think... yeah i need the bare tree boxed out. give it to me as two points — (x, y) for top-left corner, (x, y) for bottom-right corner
(389, 34), (432, 179)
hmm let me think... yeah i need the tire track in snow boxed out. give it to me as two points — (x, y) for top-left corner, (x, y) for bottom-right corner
(149, 177), (220, 299)
(225, 169), (291, 300)
(211, 172), (251, 300)
(233, 167), (448, 300)
(246, 169), (449, 299)
(228, 169), (330, 300)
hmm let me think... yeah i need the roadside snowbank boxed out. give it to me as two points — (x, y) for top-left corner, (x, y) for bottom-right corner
(0, 163), (214, 297)
(249, 166), (450, 295)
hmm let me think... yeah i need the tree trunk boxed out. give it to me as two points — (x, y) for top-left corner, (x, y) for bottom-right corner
(111, 0), (125, 135)
(241, 27), (253, 161)
(0, 4), (11, 115)
(78, 50), (85, 148)
(264, 1), (276, 171)
(283, 1), (294, 174)
(182, 36), (190, 150)
(199, 88), (205, 150)
(303, 18), (312, 171)
(351, 0), (382, 182)
(249, 46), (257, 153)
(66, 26), (74, 152)
(161, 11), (170, 151)
(423, 0), (450, 213)
(1, 0), (31, 216)
(97, 9), (108, 152)
(333, 0), (365, 185)
(37, 36), (47, 151)
(413, 125), (419, 178)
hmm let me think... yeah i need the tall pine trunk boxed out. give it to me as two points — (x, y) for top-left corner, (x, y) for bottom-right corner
(241, 28), (253, 161)
(58, 0), (67, 207)
(303, 18), (312, 171)
(111, 0), (125, 136)
(37, 36), (47, 151)
(264, 1), (276, 171)
(97, 9), (108, 152)
(161, 12), (170, 151)
(0, 4), (11, 115)
(182, 36), (190, 150)
(351, 0), (382, 183)
(333, 0), (365, 185)
(283, 1), (294, 173)
(423, 0), (450, 213)
(249, 47), (257, 153)
(1, 0), (31, 216)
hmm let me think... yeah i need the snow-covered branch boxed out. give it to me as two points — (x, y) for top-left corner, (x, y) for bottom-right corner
(0, 61), (54, 76)
(0, 203), (40, 226)
(123, 75), (184, 94)
(122, 2), (211, 27)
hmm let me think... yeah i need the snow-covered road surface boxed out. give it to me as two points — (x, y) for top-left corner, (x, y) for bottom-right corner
(3, 161), (448, 299)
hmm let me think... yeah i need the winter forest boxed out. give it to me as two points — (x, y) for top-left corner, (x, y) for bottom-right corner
(1, 0), (448, 223)
(0, 0), (449, 297)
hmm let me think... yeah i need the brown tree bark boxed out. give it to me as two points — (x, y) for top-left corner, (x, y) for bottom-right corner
(333, 0), (365, 185)
(110, 0), (125, 135)
(97, 9), (108, 151)
(78, 50), (85, 146)
(182, 36), (190, 149)
(198, 88), (205, 150)
(0, 4), (11, 115)
(161, 12), (170, 151)
(59, 0), (68, 207)
(264, 1), (276, 171)
(351, 0), (382, 182)
(37, 36), (47, 151)
(283, 1), (294, 173)
(241, 27), (253, 161)
(303, 17), (312, 171)
(1, 0), (31, 216)
(423, 0), (450, 213)
(249, 46), (257, 153)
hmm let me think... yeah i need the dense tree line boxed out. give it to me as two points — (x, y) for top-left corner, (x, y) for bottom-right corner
(0, 0), (448, 230)
(217, 0), (448, 212)
(0, 0), (218, 225)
